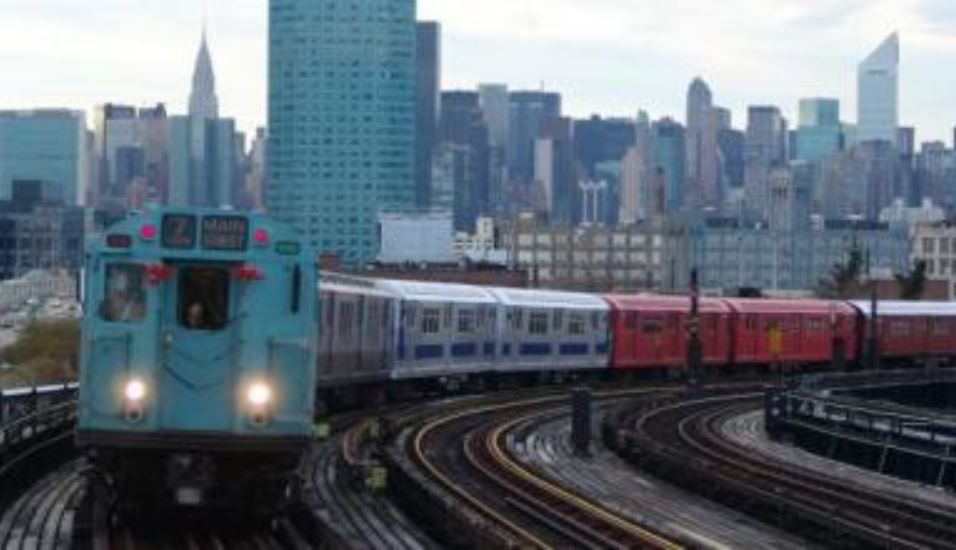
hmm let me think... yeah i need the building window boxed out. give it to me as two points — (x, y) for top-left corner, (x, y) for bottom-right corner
(923, 238), (935, 254)
(942, 238), (951, 255)
(101, 263), (147, 323)
(529, 312), (549, 335)
(422, 308), (440, 334)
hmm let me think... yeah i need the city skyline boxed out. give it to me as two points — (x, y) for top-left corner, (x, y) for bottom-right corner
(1, 1), (954, 141)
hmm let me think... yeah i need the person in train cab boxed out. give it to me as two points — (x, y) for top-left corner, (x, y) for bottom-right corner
(186, 302), (206, 329)
(102, 267), (145, 322)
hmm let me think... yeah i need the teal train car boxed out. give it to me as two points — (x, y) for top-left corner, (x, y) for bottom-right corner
(76, 207), (317, 511)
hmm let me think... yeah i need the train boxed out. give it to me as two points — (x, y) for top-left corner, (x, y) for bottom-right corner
(316, 278), (956, 404)
(76, 207), (318, 511)
(77, 206), (956, 512)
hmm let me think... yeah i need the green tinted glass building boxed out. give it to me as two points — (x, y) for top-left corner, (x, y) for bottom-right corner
(0, 110), (89, 206)
(267, 0), (417, 264)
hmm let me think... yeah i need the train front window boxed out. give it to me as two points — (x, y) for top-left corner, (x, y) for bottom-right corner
(101, 264), (147, 323)
(178, 267), (230, 331)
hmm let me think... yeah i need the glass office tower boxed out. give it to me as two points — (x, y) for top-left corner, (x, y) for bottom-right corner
(267, 0), (417, 264)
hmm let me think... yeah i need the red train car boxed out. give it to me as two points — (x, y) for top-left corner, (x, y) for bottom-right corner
(604, 295), (733, 370)
(851, 301), (956, 360)
(723, 299), (858, 366)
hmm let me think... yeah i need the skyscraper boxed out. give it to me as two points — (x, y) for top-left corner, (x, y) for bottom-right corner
(478, 84), (510, 216)
(651, 118), (686, 215)
(437, 91), (489, 231)
(685, 78), (719, 208)
(795, 98), (841, 162)
(189, 29), (219, 121)
(415, 22), (441, 208)
(744, 106), (788, 219)
(267, 0), (417, 264)
(168, 30), (238, 209)
(0, 110), (89, 207)
(92, 103), (169, 209)
(533, 117), (575, 225)
(857, 33), (899, 144)
(508, 91), (562, 183)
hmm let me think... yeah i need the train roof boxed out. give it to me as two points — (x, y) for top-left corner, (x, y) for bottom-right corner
(722, 298), (856, 315)
(374, 279), (497, 305)
(487, 288), (609, 311)
(603, 294), (732, 313)
(320, 280), (395, 299)
(849, 300), (956, 318)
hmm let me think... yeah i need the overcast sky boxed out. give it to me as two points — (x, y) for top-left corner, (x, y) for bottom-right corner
(1, 0), (953, 143)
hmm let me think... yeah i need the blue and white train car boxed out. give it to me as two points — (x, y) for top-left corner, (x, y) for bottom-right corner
(318, 275), (395, 387)
(486, 288), (610, 373)
(76, 207), (317, 510)
(376, 280), (498, 380)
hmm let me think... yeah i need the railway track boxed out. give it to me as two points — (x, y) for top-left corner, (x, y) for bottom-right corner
(619, 392), (956, 549)
(299, 408), (438, 550)
(405, 389), (685, 549)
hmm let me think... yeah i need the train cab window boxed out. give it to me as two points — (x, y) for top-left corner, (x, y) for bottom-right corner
(422, 308), (440, 334)
(458, 309), (477, 334)
(529, 312), (549, 335)
(178, 267), (230, 331)
(101, 264), (147, 323)
(568, 313), (586, 335)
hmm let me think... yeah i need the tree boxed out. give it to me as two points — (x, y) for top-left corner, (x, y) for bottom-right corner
(896, 260), (928, 301)
(0, 319), (80, 386)
(817, 243), (866, 299)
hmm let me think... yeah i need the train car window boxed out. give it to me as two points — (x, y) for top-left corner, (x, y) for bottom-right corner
(513, 310), (523, 330)
(405, 303), (416, 328)
(568, 313), (586, 335)
(624, 312), (638, 331)
(592, 312), (601, 330)
(101, 264), (147, 323)
(338, 302), (354, 339)
(807, 319), (824, 333)
(934, 320), (949, 335)
(291, 266), (302, 314)
(891, 321), (910, 336)
(553, 311), (564, 331)
(458, 309), (476, 334)
(422, 308), (440, 334)
(642, 319), (663, 334)
(746, 316), (757, 331)
(529, 312), (549, 335)
(178, 267), (230, 331)
(444, 305), (452, 328)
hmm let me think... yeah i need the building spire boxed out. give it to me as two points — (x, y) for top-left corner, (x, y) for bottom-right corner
(189, 26), (219, 120)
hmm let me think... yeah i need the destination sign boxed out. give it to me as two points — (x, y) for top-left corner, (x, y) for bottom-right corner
(161, 214), (197, 249)
(201, 216), (249, 251)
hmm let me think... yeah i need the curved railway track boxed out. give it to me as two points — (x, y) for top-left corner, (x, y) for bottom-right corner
(0, 457), (88, 550)
(407, 390), (685, 549)
(621, 392), (956, 549)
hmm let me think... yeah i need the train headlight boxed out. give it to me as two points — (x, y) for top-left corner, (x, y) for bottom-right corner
(246, 382), (273, 408)
(124, 379), (147, 403)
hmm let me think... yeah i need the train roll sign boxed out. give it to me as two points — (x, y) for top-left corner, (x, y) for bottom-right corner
(201, 216), (250, 251)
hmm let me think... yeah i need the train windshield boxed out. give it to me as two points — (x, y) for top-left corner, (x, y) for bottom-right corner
(101, 264), (147, 323)
(178, 267), (230, 331)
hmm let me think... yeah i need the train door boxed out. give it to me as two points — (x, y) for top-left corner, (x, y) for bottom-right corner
(158, 264), (236, 432)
